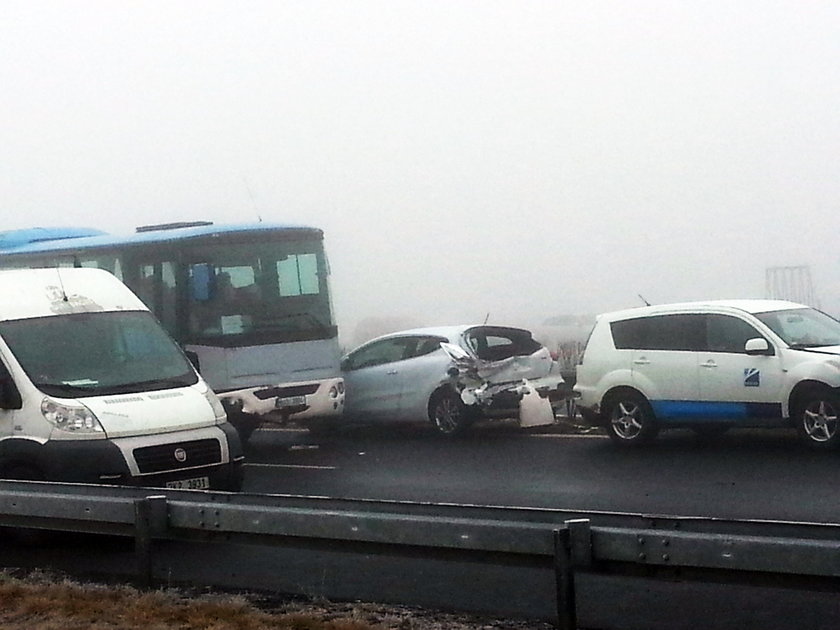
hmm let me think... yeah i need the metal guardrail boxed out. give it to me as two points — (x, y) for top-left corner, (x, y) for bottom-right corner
(2, 480), (840, 629)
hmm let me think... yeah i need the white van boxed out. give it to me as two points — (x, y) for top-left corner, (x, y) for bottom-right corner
(575, 300), (840, 448)
(0, 268), (244, 489)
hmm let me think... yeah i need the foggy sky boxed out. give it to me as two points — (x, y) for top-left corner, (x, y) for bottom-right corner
(2, 1), (839, 343)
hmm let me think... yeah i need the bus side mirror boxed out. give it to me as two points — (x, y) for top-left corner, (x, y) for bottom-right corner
(745, 338), (772, 356)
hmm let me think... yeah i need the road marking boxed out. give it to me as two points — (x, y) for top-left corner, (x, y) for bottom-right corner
(529, 432), (608, 439)
(244, 463), (337, 470)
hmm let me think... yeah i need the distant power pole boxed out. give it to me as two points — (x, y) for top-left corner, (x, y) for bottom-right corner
(765, 265), (820, 307)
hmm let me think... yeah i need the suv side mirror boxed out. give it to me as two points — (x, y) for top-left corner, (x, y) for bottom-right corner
(745, 338), (772, 356)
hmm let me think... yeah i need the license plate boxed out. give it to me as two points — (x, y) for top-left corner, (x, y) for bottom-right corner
(166, 476), (210, 490)
(275, 395), (306, 408)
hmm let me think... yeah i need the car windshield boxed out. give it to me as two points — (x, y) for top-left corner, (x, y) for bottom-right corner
(754, 307), (840, 348)
(0, 311), (198, 397)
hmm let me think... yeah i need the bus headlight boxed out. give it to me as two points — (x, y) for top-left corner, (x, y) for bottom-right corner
(41, 398), (104, 433)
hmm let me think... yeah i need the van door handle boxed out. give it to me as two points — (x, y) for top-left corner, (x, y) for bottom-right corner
(633, 358), (650, 365)
(701, 360), (717, 368)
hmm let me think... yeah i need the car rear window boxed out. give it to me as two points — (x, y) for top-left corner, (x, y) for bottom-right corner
(464, 327), (542, 361)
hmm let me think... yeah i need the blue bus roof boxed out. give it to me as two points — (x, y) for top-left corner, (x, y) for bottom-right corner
(0, 222), (322, 254)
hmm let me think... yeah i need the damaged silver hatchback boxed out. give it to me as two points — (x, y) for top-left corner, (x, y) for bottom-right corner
(339, 325), (566, 435)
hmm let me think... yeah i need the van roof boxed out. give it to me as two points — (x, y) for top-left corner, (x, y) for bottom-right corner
(600, 299), (807, 322)
(0, 268), (146, 321)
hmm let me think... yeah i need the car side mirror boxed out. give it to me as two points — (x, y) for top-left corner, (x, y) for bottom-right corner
(745, 338), (772, 356)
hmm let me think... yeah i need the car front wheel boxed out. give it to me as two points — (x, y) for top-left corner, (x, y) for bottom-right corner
(603, 391), (658, 446)
(796, 389), (840, 449)
(429, 389), (472, 437)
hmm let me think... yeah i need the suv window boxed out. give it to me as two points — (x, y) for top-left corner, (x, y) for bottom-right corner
(611, 314), (704, 351)
(706, 314), (764, 353)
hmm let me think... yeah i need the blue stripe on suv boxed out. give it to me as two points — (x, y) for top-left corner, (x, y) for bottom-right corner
(651, 400), (783, 421)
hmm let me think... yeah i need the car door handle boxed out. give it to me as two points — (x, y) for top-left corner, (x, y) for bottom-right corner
(701, 360), (718, 368)
(386, 370), (399, 375)
(633, 358), (650, 365)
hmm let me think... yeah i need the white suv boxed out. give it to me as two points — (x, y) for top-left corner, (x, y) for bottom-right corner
(574, 300), (840, 448)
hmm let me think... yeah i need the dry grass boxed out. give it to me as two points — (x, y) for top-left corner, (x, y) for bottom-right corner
(0, 571), (377, 630)
(0, 571), (552, 630)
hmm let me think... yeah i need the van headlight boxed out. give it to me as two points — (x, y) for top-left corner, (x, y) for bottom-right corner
(41, 398), (104, 434)
(203, 388), (228, 423)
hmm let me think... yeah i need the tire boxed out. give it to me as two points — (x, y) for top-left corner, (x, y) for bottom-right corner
(429, 389), (473, 437)
(795, 388), (840, 449)
(228, 411), (261, 444)
(603, 391), (658, 446)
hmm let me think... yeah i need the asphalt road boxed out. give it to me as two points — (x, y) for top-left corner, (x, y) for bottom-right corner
(241, 420), (840, 524)
(231, 420), (840, 629)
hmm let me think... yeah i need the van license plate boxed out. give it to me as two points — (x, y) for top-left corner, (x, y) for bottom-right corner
(166, 476), (209, 490)
(275, 395), (305, 408)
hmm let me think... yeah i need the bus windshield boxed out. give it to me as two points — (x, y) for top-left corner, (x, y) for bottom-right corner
(184, 238), (336, 345)
(0, 311), (198, 397)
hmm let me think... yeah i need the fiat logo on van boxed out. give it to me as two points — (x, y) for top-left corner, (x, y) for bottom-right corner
(174, 448), (187, 463)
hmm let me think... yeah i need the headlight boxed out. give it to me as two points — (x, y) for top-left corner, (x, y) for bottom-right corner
(41, 398), (104, 434)
(203, 388), (227, 423)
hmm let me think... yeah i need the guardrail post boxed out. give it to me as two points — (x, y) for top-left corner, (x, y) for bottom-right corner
(554, 527), (576, 630)
(134, 495), (168, 587)
(554, 519), (591, 630)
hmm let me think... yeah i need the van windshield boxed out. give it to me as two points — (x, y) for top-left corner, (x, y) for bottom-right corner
(0, 311), (198, 397)
(755, 308), (840, 348)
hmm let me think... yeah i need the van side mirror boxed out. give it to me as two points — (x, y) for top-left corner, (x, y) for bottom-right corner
(184, 350), (201, 373)
(745, 338), (772, 356)
(0, 377), (22, 410)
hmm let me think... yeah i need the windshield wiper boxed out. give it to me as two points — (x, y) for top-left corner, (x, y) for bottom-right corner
(33, 382), (98, 396)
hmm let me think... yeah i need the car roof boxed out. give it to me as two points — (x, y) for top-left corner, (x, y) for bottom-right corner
(348, 324), (533, 352)
(599, 299), (807, 322)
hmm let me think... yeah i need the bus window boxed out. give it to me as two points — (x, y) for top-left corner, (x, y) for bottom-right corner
(77, 255), (123, 281)
(277, 253), (319, 296)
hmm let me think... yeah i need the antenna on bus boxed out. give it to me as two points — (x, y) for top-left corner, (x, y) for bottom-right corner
(56, 268), (69, 302)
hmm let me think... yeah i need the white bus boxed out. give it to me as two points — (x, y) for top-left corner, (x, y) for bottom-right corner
(0, 221), (345, 441)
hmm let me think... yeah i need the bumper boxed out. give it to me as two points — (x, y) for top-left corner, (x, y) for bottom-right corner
(33, 423), (244, 491)
(219, 377), (345, 420)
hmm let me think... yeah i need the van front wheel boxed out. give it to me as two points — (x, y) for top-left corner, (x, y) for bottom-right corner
(604, 392), (658, 446)
(796, 389), (840, 449)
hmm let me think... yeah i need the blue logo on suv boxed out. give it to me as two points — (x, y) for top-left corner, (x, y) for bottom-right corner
(744, 368), (760, 387)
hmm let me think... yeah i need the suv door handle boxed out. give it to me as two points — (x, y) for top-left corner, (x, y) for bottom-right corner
(633, 358), (650, 365)
(701, 360), (717, 368)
